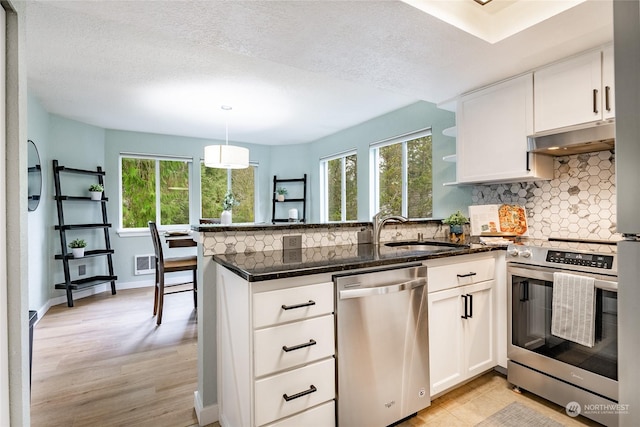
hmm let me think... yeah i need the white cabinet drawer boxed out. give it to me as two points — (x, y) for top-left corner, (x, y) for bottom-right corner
(254, 315), (335, 377)
(254, 358), (335, 426)
(262, 401), (335, 427)
(427, 257), (495, 293)
(253, 282), (334, 328)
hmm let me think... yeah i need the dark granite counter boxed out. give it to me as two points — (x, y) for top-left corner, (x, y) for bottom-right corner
(213, 241), (504, 282)
(192, 221), (372, 233)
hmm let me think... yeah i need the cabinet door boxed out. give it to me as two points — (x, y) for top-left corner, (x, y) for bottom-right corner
(602, 45), (615, 120)
(456, 74), (549, 183)
(428, 287), (464, 397)
(534, 50), (602, 132)
(462, 280), (496, 378)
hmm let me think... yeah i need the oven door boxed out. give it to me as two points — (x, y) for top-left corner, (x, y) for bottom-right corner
(507, 264), (618, 401)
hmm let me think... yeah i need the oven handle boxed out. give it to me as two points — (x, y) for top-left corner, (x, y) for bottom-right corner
(507, 264), (618, 292)
(520, 280), (529, 302)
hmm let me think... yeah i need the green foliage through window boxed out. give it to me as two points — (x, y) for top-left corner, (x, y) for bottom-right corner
(201, 164), (255, 223)
(374, 134), (432, 219)
(121, 157), (191, 228)
(323, 153), (357, 221)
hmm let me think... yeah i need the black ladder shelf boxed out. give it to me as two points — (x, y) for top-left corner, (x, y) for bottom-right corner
(271, 174), (307, 223)
(53, 160), (117, 307)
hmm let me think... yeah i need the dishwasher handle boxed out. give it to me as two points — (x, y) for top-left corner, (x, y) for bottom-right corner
(339, 277), (427, 300)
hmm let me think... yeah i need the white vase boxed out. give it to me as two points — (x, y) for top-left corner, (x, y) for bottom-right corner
(72, 248), (85, 258)
(277, 194), (285, 202)
(90, 191), (102, 201)
(221, 210), (232, 225)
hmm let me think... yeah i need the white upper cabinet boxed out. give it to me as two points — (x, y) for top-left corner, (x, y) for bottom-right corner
(602, 45), (615, 121)
(456, 73), (553, 184)
(534, 48), (614, 133)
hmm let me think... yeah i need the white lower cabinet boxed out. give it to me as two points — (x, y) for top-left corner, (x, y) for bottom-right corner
(263, 401), (335, 427)
(217, 266), (336, 427)
(255, 358), (335, 426)
(426, 255), (497, 397)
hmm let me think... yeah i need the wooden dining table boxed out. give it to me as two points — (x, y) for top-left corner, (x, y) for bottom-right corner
(164, 232), (197, 248)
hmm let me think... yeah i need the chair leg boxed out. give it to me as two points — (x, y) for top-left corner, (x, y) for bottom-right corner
(193, 269), (198, 309)
(152, 268), (159, 315)
(156, 273), (165, 325)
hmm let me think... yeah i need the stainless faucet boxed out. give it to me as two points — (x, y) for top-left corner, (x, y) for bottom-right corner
(372, 212), (408, 245)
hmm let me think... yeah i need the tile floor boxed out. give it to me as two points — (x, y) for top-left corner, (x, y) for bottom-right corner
(208, 370), (599, 427)
(396, 370), (600, 427)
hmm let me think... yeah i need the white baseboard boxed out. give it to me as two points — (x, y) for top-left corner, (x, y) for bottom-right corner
(40, 274), (192, 313)
(194, 391), (219, 426)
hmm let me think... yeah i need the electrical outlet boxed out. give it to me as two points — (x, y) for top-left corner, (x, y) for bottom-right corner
(283, 235), (302, 250)
(78, 265), (86, 276)
(282, 248), (302, 264)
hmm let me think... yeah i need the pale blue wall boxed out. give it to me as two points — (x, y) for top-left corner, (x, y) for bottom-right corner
(270, 101), (472, 222)
(28, 96), (472, 309)
(27, 94), (50, 310)
(27, 95), (108, 307)
(103, 129), (272, 285)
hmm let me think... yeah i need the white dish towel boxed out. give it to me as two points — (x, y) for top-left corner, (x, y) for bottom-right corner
(551, 272), (596, 347)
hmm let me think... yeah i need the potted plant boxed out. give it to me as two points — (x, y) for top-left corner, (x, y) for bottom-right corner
(68, 238), (87, 258)
(442, 210), (468, 243)
(275, 187), (287, 202)
(89, 183), (104, 201)
(221, 191), (239, 225)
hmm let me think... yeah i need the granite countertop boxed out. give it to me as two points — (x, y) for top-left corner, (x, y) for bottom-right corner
(213, 240), (504, 282)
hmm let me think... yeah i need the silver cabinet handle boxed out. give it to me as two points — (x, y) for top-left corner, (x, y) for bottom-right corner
(605, 86), (611, 112)
(339, 278), (427, 299)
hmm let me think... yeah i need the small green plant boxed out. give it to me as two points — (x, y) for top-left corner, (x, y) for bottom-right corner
(89, 184), (104, 192)
(68, 238), (87, 248)
(276, 187), (288, 196)
(442, 210), (468, 226)
(222, 191), (239, 211)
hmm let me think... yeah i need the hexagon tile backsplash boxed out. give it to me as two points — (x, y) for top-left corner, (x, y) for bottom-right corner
(472, 150), (618, 241)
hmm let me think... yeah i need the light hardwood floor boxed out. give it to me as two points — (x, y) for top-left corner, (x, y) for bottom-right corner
(31, 287), (597, 427)
(31, 286), (209, 427)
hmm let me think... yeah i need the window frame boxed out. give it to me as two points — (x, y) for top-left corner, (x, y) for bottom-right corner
(118, 153), (193, 234)
(199, 161), (259, 223)
(369, 128), (433, 219)
(319, 149), (357, 222)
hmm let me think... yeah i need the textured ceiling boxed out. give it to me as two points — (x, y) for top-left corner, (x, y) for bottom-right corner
(25, 0), (613, 146)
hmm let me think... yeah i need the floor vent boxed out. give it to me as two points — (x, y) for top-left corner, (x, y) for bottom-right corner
(134, 254), (155, 275)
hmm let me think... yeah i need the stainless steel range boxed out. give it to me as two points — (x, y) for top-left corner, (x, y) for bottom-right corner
(506, 239), (618, 426)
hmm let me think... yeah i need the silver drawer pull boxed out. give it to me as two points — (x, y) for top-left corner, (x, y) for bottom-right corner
(283, 385), (317, 402)
(281, 300), (316, 310)
(282, 339), (317, 352)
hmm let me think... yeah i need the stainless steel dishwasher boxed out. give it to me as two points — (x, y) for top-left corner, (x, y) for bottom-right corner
(334, 264), (430, 427)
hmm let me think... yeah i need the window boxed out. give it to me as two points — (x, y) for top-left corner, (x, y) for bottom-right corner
(371, 130), (433, 219)
(320, 151), (357, 222)
(121, 155), (191, 229)
(201, 163), (256, 223)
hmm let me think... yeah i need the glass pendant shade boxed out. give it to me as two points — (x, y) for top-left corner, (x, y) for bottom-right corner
(204, 144), (249, 169)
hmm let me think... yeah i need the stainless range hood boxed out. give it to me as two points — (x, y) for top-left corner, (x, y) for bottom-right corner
(528, 123), (615, 156)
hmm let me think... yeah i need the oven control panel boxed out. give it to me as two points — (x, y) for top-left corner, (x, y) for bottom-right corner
(546, 250), (614, 269)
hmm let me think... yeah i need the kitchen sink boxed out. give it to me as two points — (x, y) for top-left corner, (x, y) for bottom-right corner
(384, 240), (469, 251)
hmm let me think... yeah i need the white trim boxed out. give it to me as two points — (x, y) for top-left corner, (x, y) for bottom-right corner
(194, 390), (219, 426)
(319, 148), (356, 162)
(368, 127), (432, 149)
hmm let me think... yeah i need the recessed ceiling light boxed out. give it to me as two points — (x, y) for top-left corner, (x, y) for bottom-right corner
(473, 0), (492, 5)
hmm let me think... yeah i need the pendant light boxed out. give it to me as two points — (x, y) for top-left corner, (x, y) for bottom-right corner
(204, 105), (249, 169)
